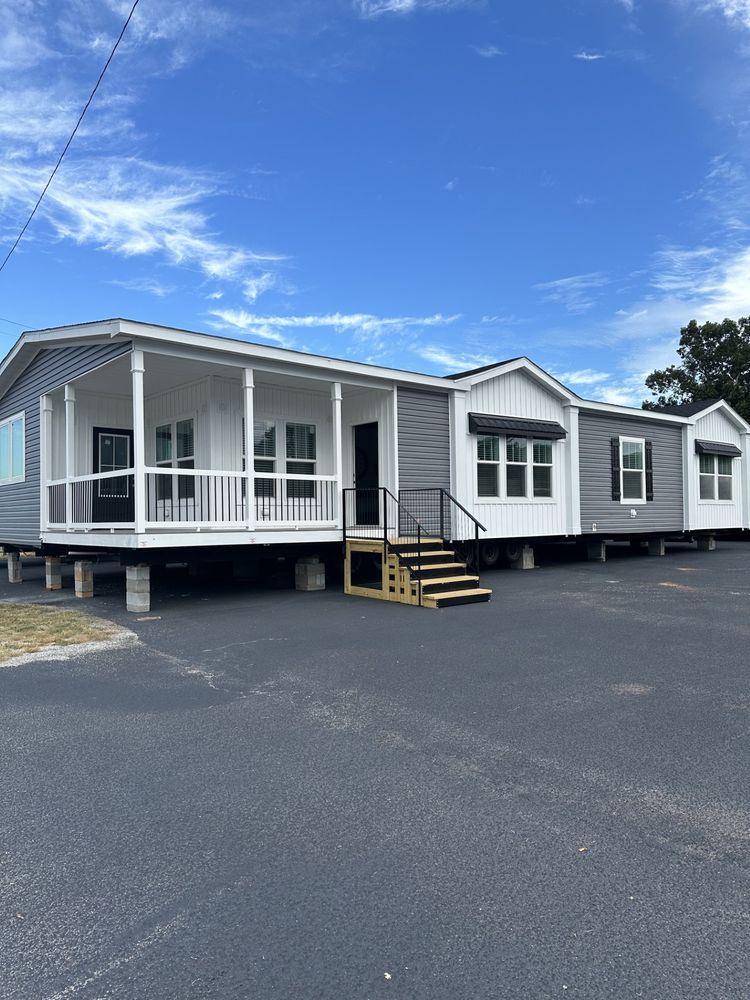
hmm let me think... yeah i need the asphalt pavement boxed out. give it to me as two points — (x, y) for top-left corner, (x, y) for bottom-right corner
(2, 541), (750, 999)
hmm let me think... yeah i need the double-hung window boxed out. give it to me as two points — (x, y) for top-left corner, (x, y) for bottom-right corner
(532, 440), (553, 498)
(620, 438), (645, 502)
(254, 420), (276, 498)
(476, 434), (554, 499)
(0, 412), (25, 485)
(155, 418), (195, 501)
(699, 453), (733, 500)
(286, 422), (316, 499)
(477, 434), (500, 496)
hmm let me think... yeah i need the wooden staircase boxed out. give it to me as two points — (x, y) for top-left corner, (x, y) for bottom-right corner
(344, 537), (492, 609)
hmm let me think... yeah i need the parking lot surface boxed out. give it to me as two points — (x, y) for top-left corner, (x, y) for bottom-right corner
(2, 541), (750, 999)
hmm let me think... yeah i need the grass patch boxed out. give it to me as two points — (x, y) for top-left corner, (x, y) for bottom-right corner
(0, 603), (120, 662)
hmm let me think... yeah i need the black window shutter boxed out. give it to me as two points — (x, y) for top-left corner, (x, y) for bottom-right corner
(610, 438), (621, 501)
(645, 440), (654, 501)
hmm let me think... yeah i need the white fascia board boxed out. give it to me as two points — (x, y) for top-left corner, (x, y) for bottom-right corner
(118, 319), (463, 392)
(0, 320), (127, 398)
(453, 357), (578, 403)
(576, 397), (690, 425)
(690, 399), (750, 433)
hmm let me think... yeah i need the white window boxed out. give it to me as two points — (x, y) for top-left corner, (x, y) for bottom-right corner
(253, 419), (276, 498)
(699, 453), (733, 501)
(155, 417), (195, 501)
(506, 437), (527, 497)
(0, 412), (24, 485)
(477, 433), (500, 496)
(286, 422), (316, 498)
(532, 440), (553, 498)
(620, 438), (645, 503)
(476, 434), (554, 499)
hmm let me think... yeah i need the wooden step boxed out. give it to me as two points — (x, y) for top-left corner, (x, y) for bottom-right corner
(421, 576), (480, 593)
(409, 562), (467, 579)
(398, 552), (459, 567)
(391, 546), (453, 560)
(423, 587), (493, 609)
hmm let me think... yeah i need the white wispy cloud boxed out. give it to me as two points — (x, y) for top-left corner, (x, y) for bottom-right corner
(207, 308), (460, 351)
(618, 0), (636, 13)
(0, 157), (283, 279)
(472, 44), (504, 58)
(534, 272), (610, 313)
(0, 0), (282, 297)
(356, 0), (466, 16)
(574, 51), (606, 61)
(699, 0), (750, 31)
(109, 275), (175, 297)
(554, 368), (612, 386)
(444, 177), (458, 192)
(416, 346), (495, 371)
(243, 272), (277, 303)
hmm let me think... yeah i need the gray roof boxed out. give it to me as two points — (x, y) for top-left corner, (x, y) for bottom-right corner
(650, 398), (720, 416)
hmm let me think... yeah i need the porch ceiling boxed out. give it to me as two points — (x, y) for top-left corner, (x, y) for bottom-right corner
(67, 350), (389, 398)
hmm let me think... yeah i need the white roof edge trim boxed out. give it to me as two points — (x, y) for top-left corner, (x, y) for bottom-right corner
(452, 357), (579, 402)
(116, 319), (464, 390)
(692, 399), (750, 433)
(576, 397), (691, 424)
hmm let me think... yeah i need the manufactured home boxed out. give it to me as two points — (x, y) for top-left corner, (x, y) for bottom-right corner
(0, 318), (746, 611)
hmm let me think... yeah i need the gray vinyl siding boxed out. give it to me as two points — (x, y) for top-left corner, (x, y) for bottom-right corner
(397, 387), (451, 491)
(579, 411), (684, 534)
(0, 341), (131, 547)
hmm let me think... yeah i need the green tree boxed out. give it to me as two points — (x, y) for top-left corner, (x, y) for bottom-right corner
(643, 317), (750, 421)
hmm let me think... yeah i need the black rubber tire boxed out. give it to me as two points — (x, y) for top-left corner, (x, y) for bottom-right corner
(480, 540), (501, 567)
(505, 541), (524, 563)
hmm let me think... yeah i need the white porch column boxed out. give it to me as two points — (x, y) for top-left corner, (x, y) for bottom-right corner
(243, 368), (255, 530)
(40, 394), (53, 531)
(131, 350), (146, 534)
(563, 403), (581, 536)
(64, 385), (75, 531)
(742, 431), (750, 531)
(331, 382), (343, 526)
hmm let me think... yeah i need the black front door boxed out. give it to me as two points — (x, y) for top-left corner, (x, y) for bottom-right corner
(354, 421), (379, 525)
(92, 427), (135, 524)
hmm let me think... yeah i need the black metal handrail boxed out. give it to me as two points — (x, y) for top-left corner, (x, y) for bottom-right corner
(342, 486), (428, 605)
(398, 487), (486, 571)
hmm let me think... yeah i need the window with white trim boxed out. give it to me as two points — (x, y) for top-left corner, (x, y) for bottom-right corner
(532, 440), (553, 498)
(506, 437), (527, 497)
(155, 418), (195, 501)
(477, 433), (500, 496)
(0, 412), (25, 485)
(476, 434), (554, 499)
(286, 422), (316, 499)
(620, 438), (645, 502)
(253, 419), (276, 498)
(699, 453), (733, 500)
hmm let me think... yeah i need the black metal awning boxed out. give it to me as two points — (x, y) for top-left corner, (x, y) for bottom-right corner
(695, 439), (742, 457)
(468, 413), (567, 439)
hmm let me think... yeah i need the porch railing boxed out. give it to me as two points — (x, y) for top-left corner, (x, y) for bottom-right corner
(45, 468), (339, 531)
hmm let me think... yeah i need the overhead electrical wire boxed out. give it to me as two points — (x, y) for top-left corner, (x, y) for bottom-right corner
(0, 0), (143, 277)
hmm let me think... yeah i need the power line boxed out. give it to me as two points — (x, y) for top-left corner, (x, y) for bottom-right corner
(0, 0), (143, 277)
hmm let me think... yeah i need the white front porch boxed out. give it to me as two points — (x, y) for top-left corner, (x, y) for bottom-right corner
(40, 347), (397, 548)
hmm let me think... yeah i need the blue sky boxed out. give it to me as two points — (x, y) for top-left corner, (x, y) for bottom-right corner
(1, 0), (749, 403)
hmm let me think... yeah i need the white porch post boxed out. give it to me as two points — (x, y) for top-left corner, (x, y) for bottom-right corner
(131, 350), (146, 534)
(64, 385), (75, 531)
(40, 394), (53, 531)
(243, 368), (255, 530)
(332, 382), (343, 526)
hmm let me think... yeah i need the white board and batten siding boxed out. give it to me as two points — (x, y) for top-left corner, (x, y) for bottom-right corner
(342, 387), (397, 493)
(689, 408), (746, 531)
(452, 370), (572, 540)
